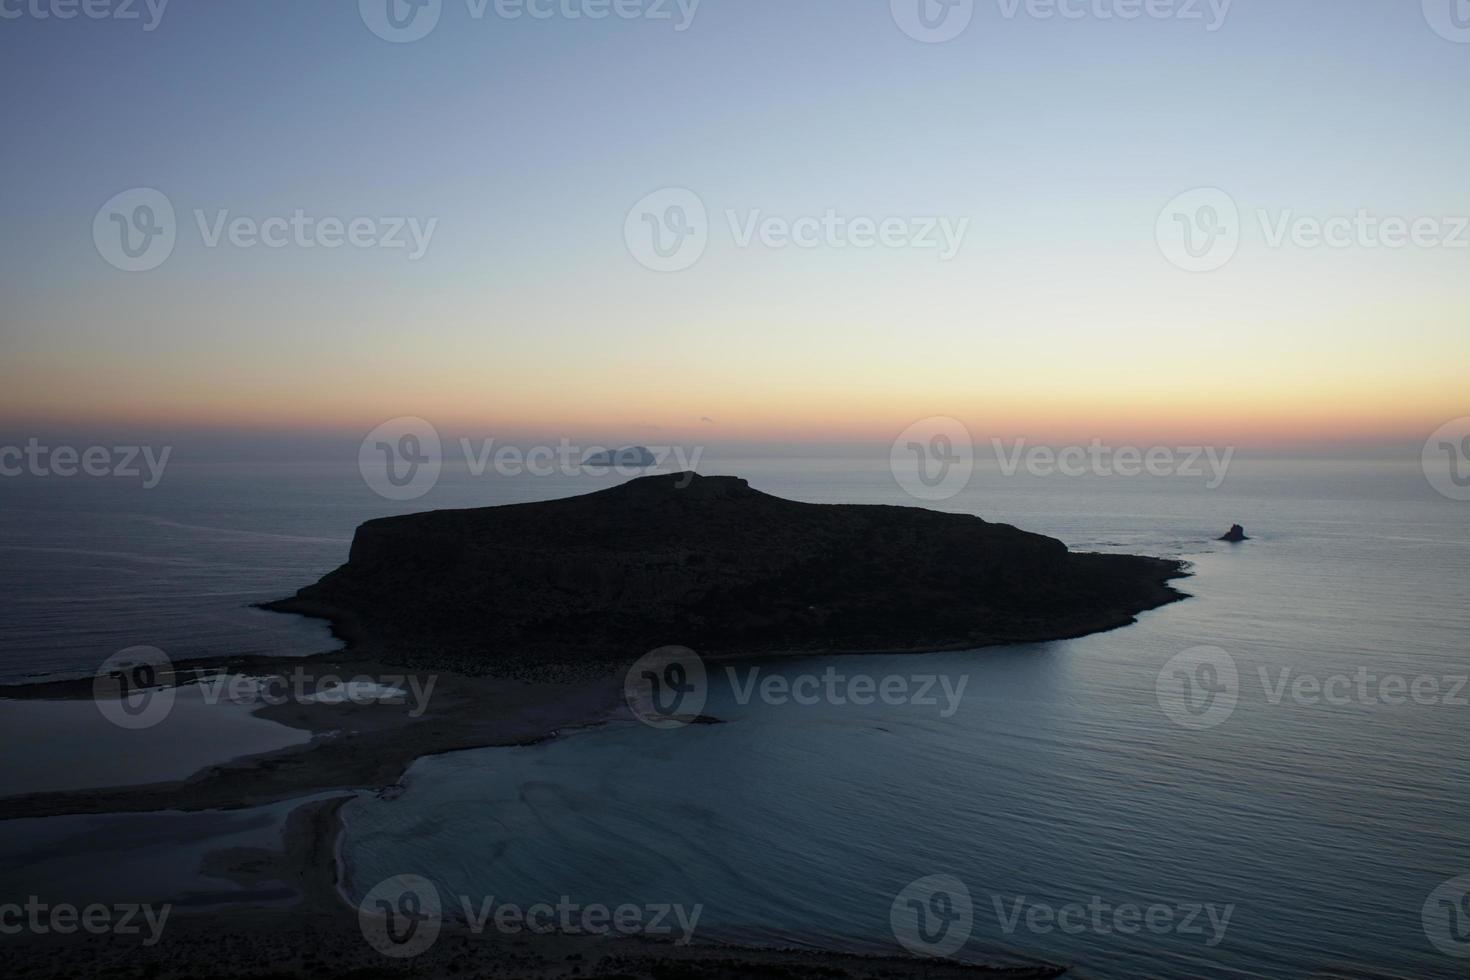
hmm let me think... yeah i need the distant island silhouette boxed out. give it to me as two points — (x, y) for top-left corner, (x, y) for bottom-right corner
(265, 473), (1190, 672)
(583, 445), (657, 468)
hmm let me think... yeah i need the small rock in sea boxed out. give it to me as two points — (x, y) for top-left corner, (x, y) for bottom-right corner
(1219, 524), (1249, 542)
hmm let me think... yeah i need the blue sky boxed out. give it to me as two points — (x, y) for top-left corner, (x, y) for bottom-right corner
(2, 0), (1467, 448)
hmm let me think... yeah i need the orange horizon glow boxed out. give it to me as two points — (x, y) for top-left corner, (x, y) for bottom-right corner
(5, 295), (1463, 451)
(2, 388), (1457, 451)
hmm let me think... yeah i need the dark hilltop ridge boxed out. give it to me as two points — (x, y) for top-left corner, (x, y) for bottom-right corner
(266, 473), (1190, 672)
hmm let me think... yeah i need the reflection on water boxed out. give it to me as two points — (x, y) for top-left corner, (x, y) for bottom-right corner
(340, 468), (1470, 980)
(0, 795), (342, 909)
(3, 458), (1467, 977)
(0, 684), (311, 796)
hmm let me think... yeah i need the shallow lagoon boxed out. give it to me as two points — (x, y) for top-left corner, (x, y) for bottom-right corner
(0, 683), (311, 796)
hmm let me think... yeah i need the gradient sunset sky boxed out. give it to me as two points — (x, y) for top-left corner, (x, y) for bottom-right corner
(1, 0), (1466, 452)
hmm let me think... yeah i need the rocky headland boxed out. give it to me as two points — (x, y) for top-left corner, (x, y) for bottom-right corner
(264, 473), (1190, 673)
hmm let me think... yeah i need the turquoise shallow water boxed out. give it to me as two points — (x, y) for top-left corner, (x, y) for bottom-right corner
(2, 456), (1467, 977)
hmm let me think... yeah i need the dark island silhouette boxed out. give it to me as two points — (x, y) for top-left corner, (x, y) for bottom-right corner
(1219, 524), (1249, 542)
(583, 445), (657, 468)
(266, 473), (1189, 671)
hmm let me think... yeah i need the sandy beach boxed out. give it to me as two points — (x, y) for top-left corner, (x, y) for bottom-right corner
(0, 655), (1067, 979)
(0, 652), (621, 820)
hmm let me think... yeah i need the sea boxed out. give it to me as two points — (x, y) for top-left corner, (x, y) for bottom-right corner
(1, 454), (1467, 979)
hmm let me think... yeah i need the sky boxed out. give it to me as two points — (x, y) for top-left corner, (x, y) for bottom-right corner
(1, 0), (1467, 455)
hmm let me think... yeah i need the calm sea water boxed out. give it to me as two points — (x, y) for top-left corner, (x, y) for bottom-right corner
(0, 793), (345, 909)
(2, 456), (1467, 977)
(0, 462), (671, 683)
(0, 688), (310, 795)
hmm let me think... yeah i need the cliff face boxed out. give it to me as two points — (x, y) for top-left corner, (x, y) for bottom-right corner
(266, 474), (1188, 668)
